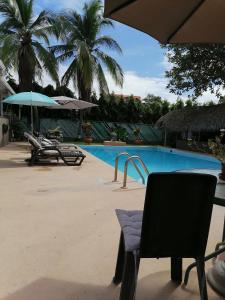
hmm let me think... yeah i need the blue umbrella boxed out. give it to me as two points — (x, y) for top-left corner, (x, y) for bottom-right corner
(3, 92), (59, 133)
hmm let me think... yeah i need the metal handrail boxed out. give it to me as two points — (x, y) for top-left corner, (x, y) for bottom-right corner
(113, 152), (130, 181)
(122, 156), (150, 189)
(113, 152), (145, 184)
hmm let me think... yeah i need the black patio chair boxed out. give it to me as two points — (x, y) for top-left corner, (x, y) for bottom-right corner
(24, 132), (85, 166)
(113, 172), (217, 300)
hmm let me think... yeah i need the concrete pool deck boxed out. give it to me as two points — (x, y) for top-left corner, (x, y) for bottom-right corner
(0, 142), (224, 299)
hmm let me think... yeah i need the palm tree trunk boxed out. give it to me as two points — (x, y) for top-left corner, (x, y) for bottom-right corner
(18, 50), (34, 92)
(18, 46), (39, 131)
(77, 72), (91, 101)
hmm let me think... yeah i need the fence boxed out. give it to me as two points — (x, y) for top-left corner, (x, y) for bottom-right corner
(40, 118), (162, 144)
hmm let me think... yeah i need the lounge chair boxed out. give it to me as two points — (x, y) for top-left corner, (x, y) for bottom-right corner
(24, 132), (85, 166)
(28, 132), (78, 149)
(113, 172), (217, 300)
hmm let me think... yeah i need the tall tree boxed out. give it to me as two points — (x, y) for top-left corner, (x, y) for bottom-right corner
(51, 0), (123, 101)
(164, 44), (225, 98)
(0, 0), (59, 91)
(143, 94), (170, 123)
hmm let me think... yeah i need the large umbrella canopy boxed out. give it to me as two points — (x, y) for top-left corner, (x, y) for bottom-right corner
(104, 0), (225, 43)
(3, 92), (59, 133)
(51, 96), (98, 110)
(3, 92), (59, 107)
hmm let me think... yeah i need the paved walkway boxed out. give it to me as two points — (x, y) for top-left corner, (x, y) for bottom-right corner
(0, 143), (223, 299)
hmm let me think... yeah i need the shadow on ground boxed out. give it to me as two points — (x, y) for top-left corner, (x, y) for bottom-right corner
(0, 160), (27, 169)
(1, 272), (221, 300)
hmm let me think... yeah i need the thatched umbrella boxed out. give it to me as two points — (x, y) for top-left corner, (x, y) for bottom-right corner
(156, 104), (225, 133)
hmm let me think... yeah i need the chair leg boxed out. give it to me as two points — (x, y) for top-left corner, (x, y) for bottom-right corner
(171, 257), (182, 283)
(113, 232), (125, 285)
(119, 252), (139, 300)
(74, 156), (85, 166)
(196, 258), (208, 300)
(29, 150), (39, 166)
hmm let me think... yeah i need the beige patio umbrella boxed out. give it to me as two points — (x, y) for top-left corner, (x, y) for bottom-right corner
(51, 96), (98, 110)
(49, 96), (98, 138)
(104, 0), (225, 43)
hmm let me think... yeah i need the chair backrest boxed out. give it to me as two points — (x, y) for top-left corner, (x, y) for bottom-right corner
(140, 172), (217, 259)
(37, 136), (53, 146)
(24, 132), (42, 149)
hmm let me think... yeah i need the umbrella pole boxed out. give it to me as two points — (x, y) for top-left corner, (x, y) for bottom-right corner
(18, 105), (21, 120)
(31, 105), (33, 134)
(79, 110), (83, 138)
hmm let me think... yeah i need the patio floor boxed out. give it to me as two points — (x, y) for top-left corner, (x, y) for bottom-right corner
(0, 142), (223, 300)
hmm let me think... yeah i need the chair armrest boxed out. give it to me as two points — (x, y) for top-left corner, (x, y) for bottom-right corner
(41, 145), (60, 151)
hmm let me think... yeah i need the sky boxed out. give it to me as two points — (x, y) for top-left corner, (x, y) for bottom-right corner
(33, 0), (218, 103)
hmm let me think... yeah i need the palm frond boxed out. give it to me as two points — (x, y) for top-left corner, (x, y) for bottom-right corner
(0, 20), (17, 35)
(16, 0), (33, 27)
(94, 36), (122, 54)
(33, 41), (59, 85)
(99, 18), (114, 29)
(61, 58), (78, 87)
(29, 10), (48, 30)
(0, 0), (24, 29)
(33, 30), (50, 45)
(96, 62), (109, 95)
(96, 50), (124, 87)
(0, 34), (19, 68)
(50, 44), (75, 55)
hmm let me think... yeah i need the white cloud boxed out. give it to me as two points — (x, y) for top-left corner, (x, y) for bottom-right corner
(104, 71), (220, 103)
(160, 54), (173, 72)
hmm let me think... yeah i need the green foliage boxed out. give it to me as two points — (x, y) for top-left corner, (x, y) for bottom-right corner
(208, 131), (225, 163)
(164, 44), (225, 97)
(11, 120), (28, 140)
(51, 0), (123, 100)
(170, 98), (184, 110)
(9, 80), (75, 97)
(133, 127), (141, 138)
(0, 0), (59, 91)
(47, 127), (63, 141)
(48, 127), (61, 135)
(142, 94), (171, 123)
(82, 122), (93, 137)
(115, 126), (128, 141)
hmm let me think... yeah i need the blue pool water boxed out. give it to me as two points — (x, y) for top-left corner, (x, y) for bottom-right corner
(81, 146), (220, 182)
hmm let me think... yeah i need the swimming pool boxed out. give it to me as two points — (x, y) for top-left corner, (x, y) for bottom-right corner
(81, 145), (220, 182)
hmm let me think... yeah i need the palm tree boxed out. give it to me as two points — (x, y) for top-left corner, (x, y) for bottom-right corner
(0, 0), (59, 92)
(52, 0), (123, 101)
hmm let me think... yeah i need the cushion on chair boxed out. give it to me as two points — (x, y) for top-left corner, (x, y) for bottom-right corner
(60, 151), (85, 157)
(42, 150), (59, 156)
(115, 209), (143, 252)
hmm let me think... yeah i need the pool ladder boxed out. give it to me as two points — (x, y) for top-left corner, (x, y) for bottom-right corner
(113, 152), (150, 189)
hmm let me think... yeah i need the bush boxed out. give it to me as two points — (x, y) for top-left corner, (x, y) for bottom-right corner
(11, 120), (28, 140)
(115, 126), (128, 141)
(2, 123), (8, 135)
(82, 122), (93, 137)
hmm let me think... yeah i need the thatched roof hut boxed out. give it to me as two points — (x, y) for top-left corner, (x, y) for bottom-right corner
(156, 104), (225, 132)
